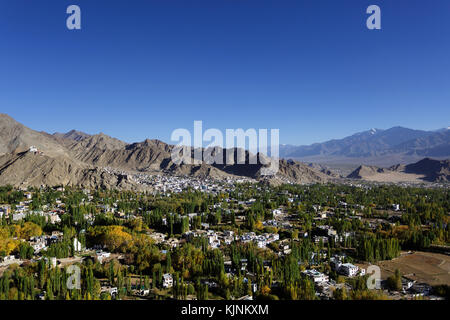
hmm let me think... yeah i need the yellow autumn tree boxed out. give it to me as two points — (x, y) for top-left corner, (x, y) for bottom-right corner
(255, 220), (264, 231)
(19, 222), (43, 239)
(87, 225), (133, 252)
(103, 226), (132, 251)
(261, 285), (271, 295)
(0, 226), (19, 255)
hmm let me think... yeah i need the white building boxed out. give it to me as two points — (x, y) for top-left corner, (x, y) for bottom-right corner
(1, 255), (17, 264)
(166, 238), (179, 248)
(223, 236), (234, 245)
(101, 286), (118, 297)
(302, 269), (329, 283)
(224, 230), (234, 237)
(50, 257), (57, 268)
(148, 232), (166, 244)
(330, 257), (342, 271)
(163, 273), (173, 288)
(402, 279), (415, 291)
(210, 239), (221, 249)
(12, 213), (26, 221)
(138, 289), (150, 296)
(47, 213), (61, 224)
(256, 240), (266, 248)
(96, 251), (111, 263)
(207, 232), (219, 246)
(339, 263), (359, 277)
(73, 238), (82, 252)
(272, 209), (282, 216)
(318, 212), (327, 219)
(30, 238), (47, 253)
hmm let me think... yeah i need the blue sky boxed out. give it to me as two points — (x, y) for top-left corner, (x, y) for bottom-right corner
(0, 0), (449, 145)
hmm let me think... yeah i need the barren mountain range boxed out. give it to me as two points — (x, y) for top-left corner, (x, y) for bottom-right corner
(0, 114), (448, 189)
(0, 114), (332, 189)
(280, 126), (450, 167)
(347, 158), (450, 183)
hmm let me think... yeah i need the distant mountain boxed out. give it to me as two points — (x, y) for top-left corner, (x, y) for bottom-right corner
(435, 127), (450, 133)
(347, 157), (450, 183)
(53, 129), (91, 142)
(280, 126), (450, 166)
(395, 158), (450, 182)
(2, 114), (447, 189)
(0, 114), (333, 189)
(347, 165), (388, 180)
(388, 130), (450, 157)
(306, 162), (342, 178)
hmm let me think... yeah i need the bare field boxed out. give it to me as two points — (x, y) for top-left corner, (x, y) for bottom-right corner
(377, 251), (450, 286)
(363, 171), (426, 183)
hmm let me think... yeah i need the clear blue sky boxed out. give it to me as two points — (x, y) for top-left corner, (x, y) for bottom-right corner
(0, 0), (449, 145)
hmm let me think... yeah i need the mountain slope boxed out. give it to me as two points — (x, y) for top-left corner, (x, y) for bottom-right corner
(0, 114), (333, 188)
(347, 165), (387, 179)
(401, 158), (450, 182)
(53, 129), (91, 142)
(0, 114), (67, 157)
(347, 158), (450, 183)
(389, 130), (450, 157)
(0, 151), (141, 190)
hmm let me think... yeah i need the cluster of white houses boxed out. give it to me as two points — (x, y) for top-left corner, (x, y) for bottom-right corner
(240, 232), (280, 248)
(180, 229), (281, 250)
(1, 198), (63, 224)
(99, 168), (253, 195)
(330, 256), (365, 277)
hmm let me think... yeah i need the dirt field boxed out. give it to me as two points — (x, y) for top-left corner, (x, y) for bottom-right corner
(362, 171), (426, 183)
(377, 251), (450, 286)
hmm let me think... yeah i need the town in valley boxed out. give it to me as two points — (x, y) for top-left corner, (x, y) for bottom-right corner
(1, 172), (448, 300)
